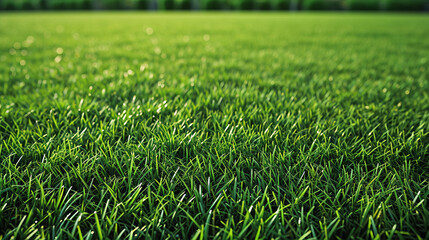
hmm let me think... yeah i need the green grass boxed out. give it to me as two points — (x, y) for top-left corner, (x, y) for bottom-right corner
(0, 12), (429, 239)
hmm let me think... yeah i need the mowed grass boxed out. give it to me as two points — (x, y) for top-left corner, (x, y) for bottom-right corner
(0, 12), (429, 239)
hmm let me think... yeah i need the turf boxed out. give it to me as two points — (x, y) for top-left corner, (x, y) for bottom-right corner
(0, 12), (428, 239)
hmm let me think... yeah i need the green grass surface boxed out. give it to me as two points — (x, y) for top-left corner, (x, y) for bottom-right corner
(0, 12), (429, 239)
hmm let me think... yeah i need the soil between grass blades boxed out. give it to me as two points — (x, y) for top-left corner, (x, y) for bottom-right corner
(0, 12), (428, 239)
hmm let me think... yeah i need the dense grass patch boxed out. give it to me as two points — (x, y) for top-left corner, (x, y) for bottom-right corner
(0, 13), (429, 239)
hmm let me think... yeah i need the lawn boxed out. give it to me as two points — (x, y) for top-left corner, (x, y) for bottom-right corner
(0, 12), (428, 239)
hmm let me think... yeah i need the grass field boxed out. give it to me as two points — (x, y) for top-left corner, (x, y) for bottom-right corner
(1, 12), (429, 239)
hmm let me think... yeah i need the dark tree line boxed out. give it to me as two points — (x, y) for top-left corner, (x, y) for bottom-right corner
(1, 0), (428, 11)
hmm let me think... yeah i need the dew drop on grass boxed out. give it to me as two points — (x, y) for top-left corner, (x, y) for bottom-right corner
(13, 42), (21, 49)
(157, 80), (165, 88)
(146, 27), (153, 35)
(26, 35), (34, 44)
(55, 56), (62, 63)
(9, 48), (16, 55)
(21, 50), (28, 56)
(56, 48), (64, 54)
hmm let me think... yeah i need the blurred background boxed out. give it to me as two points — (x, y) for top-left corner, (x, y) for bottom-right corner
(1, 0), (428, 11)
